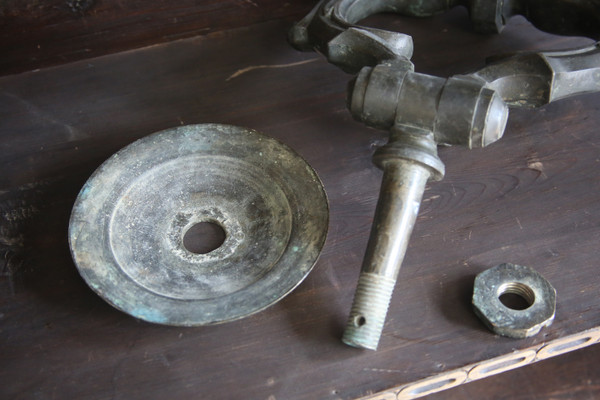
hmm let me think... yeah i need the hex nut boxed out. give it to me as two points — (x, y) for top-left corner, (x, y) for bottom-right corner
(472, 263), (556, 338)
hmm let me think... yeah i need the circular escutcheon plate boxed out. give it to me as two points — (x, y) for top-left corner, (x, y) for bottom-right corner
(69, 124), (328, 326)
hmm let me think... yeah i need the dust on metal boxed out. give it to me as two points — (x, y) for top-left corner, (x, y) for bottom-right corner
(291, 0), (600, 349)
(473, 263), (556, 338)
(69, 124), (328, 326)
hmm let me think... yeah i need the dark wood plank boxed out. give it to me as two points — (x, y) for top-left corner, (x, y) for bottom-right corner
(1, 8), (599, 400)
(0, 0), (315, 76)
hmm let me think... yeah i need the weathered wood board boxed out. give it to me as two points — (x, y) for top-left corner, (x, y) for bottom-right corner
(1, 7), (599, 400)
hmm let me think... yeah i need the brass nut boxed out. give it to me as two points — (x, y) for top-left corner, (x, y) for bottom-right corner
(472, 263), (556, 338)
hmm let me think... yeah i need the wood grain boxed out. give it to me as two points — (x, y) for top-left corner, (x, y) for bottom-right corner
(1, 6), (599, 400)
(0, 0), (315, 76)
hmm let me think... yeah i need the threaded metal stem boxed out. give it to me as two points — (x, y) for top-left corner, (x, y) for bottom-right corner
(342, 272), (396, 350)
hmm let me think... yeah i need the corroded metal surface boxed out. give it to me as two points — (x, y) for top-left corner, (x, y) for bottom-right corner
(290, 0), (600, 73)
(473, 263), (556, 338)
(69, 124), (328, 326)
(291, 0), (600, 350)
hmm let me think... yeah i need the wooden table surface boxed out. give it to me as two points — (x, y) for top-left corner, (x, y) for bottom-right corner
(1, 2), (599, 399)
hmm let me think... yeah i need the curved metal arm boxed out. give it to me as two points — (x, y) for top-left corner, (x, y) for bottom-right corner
(473, 44), (600, 107)
(290, 0), (600, 73)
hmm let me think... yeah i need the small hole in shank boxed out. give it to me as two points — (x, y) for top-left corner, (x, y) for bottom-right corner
(354, 316), (366, 327)
(183, 221), (226, 254)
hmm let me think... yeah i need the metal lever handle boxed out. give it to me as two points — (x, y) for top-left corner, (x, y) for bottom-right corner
(473, 43), (600, 107)
(543, 44), (600, 103)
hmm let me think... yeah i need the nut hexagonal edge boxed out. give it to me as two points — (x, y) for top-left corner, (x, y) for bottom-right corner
(472, 263), (556, 338)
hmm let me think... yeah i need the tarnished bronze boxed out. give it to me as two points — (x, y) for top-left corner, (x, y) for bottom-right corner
(291, 0), (600, 349)
(69, 124), (328, 326)
(473, 263), (556, 338)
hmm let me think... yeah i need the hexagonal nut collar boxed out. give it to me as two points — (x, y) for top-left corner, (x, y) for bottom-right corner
(472, 263), (556, 338)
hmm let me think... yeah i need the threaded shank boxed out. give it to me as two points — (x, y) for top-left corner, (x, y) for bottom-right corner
(342, 272), (396, 350)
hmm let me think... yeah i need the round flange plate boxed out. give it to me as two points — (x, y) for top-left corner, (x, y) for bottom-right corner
(69, 124), (328, 326)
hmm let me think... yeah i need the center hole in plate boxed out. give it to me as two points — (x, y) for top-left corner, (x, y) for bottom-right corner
(498, 282), (535, 310)
(183, 221), (226, 254)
